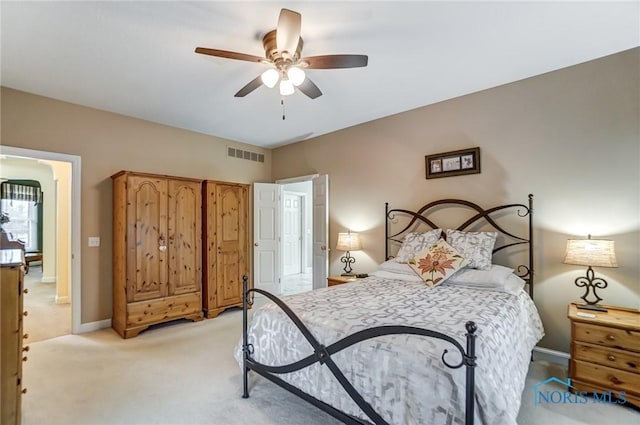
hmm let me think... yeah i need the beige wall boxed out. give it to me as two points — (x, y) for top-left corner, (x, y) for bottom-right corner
(272, 48), (640, 353)
(2, 48), (637, 353)
(1, 87), (271, 323)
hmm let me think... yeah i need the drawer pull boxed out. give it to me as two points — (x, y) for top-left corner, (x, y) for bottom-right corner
(22, 345), (30, 352)
(607, 355), (616, 362)
(22, 356), (28, 362)
(23, 333), (29, 340)
(22, 388), (27, 394)
(609, 375), (622, 385)
(23, 310), (28, 317)
(23, 288), (29, 294)
(606, 334), (616, 341)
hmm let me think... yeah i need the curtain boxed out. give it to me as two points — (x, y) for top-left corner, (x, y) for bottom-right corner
(0, 182), (43, 204)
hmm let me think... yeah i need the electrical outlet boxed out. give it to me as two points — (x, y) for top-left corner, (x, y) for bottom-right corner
(88, 237), (100, 247)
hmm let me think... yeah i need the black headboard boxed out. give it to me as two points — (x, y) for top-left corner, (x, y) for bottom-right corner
(385, 194), (534, 298)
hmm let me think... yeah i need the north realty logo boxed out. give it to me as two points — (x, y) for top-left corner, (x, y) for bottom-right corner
(534, 377), (627, 406)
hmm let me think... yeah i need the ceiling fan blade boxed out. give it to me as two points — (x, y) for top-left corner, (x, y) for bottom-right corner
(297, 77), (322, 99)
(195, 47), (265, 63)
(301, 54), (368, 69)
(276, 9), (301, 57)
(234, 75), (264, 97)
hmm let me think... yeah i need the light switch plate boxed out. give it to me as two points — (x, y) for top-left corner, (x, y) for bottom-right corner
(88, 237), (100, 247)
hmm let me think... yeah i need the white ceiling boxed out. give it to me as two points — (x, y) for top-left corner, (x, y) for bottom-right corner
(2, 1), (638, 148)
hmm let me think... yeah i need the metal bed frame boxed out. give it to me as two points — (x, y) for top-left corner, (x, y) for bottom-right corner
(241, 195), (534, 425)
(386, 194), (534, 298)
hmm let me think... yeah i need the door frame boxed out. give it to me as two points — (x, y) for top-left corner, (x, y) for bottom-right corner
(0, 145), (82, 334)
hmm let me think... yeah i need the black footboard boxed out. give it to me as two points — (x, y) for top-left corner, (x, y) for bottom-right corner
(241, 275), (477, 425)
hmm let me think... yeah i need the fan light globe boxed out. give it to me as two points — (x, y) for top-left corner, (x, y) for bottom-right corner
(261, 69), (280, 88)
(279, 79), (295, 96)
(287, 66), (306, 86)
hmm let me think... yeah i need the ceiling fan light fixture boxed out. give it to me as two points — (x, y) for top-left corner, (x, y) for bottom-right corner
(279, 78), (295, 96)
(287, 66), (306, 86)
(261, 68), (280, 88)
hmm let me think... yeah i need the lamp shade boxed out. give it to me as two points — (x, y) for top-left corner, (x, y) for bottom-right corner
(336, 232), (362, 251)
(279, 78), (295, 96)
(563, 237), (618, 268)
(261, 68), (280, 88)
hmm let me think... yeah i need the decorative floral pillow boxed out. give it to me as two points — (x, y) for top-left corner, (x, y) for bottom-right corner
(445, 229), (498, 270)
(394, 229), (442, 263)
(408, 239), (469, 287)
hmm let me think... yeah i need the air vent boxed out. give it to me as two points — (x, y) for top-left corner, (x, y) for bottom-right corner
(227, 147), (264, 163)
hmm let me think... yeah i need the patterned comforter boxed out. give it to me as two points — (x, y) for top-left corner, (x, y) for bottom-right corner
(235, 276), (544, 425)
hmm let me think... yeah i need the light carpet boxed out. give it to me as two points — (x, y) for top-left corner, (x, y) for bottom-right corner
(22, 308), (639, 425)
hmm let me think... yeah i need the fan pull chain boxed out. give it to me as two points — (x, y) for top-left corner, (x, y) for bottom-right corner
(281, 97), (286, 120)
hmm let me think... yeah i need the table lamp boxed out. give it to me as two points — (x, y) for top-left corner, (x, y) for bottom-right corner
(336, 231), (362, 276)
(563, 235), (618, 312)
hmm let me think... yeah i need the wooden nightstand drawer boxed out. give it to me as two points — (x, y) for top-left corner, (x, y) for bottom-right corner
(327, 275), (364, 287)
(573, 322), (640, 352)
(573, 341), (640, 373)
(568, 303), (640, 408)
(571, 359), (640, 396)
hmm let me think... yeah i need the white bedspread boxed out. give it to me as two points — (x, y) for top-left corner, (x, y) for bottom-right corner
(235, 276), (544, 425)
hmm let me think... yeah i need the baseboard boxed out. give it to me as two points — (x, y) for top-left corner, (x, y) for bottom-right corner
(533, 346), (570, 366)
(41, 276), (56, 283)
(76, 318), (112, 334)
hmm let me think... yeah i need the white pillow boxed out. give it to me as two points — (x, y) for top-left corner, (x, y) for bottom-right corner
(376, 260), (417, 275)
(446, 265), (526, 295)
(394, 229), (442, 263)
(446, 264), (514, 287)
(445, 229), (497, 270)
(369, 269), (423, 282)
(503, 273), (526, 295)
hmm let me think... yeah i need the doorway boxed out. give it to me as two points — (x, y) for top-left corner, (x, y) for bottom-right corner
(253, 174), (328, 296)
(0, 145), (81, 337)
(281, 188), (311, 295)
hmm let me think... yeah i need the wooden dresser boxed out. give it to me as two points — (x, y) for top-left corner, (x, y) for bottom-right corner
(1, 249), (28, 425)
(568, 303), (640, 408)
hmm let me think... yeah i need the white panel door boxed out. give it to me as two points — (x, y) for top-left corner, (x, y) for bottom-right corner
(283, 192), (302, 276)
(253, 183), (281, 295)
(312, 175), (329, 290)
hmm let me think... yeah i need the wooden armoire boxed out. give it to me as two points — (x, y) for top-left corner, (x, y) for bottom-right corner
(111, 171), (204, 338)
(202, 180), (249, 318)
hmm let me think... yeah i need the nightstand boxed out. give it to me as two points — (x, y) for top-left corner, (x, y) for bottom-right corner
(567, 303), (640, 408)
(327, 275), (364, 287)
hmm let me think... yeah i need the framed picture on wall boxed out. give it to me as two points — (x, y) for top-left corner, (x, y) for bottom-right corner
(425, 147), (481, 179)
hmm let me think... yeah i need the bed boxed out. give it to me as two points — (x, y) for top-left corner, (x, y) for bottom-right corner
(236, 195), (544, 425)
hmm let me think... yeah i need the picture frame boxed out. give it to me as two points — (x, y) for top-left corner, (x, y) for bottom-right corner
(425, 147), (481, 179)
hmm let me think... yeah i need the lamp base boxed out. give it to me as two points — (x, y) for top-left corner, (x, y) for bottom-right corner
(577, 303), (608, 312)
(341, 272), (355, 277)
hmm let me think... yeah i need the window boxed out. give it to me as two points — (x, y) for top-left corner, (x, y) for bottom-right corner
(1, 199), (39, 251)
(1, 181), (43, 252)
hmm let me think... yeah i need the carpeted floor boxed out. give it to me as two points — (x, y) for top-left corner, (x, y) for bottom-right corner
(23, 265), (71, 343)
(21, 307), (639, 425)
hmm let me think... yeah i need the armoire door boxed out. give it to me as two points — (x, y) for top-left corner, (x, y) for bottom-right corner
(126, 175), (168, 302)
(216, 183), (248, 307)
(167, 179), (201, 296)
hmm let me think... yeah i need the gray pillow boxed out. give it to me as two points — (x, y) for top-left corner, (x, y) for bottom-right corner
(445, 229), (497, 270)
(394, 229), (442, 263)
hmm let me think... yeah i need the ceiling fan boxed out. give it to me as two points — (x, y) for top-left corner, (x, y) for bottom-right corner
(195, 8), (368, 99)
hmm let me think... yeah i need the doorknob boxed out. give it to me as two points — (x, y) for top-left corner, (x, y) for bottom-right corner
(254, 242), (259, 247)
